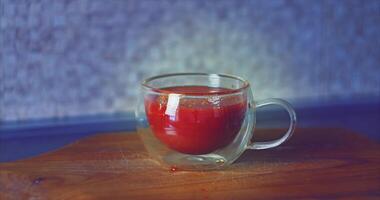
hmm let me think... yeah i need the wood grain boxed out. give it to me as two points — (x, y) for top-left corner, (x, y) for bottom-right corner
(0, 128), (379, 199)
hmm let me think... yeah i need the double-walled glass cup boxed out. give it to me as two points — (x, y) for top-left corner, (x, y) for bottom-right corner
(135, 73), (296, 170)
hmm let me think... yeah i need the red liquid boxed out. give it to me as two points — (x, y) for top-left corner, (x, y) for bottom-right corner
(145, 86), (247, 155)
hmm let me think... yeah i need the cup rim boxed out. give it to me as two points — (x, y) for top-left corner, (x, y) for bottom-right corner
(141, 73), (250, 96)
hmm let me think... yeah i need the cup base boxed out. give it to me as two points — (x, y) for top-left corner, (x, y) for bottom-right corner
(164, 153), (227, 170)
(138, 128), (231, 170)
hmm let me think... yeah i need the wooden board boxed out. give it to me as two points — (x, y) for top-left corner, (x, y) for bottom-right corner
(1, 128), (379, 199)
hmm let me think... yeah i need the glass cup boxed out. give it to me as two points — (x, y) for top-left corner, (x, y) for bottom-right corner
(135, 73), (296, 170)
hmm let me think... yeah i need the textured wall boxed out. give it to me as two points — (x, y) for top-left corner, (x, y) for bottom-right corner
(1, 0), (380, 121)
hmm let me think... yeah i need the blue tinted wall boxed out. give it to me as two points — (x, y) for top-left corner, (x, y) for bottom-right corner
(1, 0), (379, 121)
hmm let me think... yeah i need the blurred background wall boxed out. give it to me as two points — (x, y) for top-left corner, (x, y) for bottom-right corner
(1, 0), (379, 121)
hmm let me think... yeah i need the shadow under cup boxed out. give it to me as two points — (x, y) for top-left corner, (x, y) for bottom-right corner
(135, 73), (296, 170)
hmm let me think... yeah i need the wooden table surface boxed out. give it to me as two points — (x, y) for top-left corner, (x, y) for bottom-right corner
(1, 128), (379, 199)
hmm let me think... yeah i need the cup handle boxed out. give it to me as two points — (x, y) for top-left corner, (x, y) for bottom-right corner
(247, 98), (297, 150)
